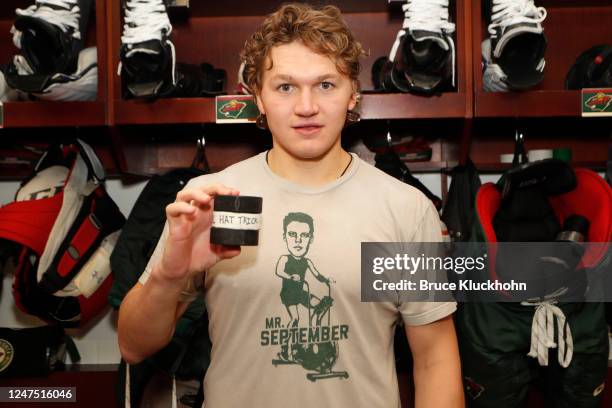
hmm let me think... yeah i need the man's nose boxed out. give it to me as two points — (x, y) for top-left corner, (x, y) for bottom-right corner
(295, 89), (318, 116)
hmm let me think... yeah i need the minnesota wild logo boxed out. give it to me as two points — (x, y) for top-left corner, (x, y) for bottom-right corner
(218, 99), (247, 119)
(0, 339), (14, 372)
(259, 212), (350, 382)
(584, 92), (612, 112)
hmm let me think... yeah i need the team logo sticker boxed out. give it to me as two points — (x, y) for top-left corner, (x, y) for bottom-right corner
(215, 95), (260, 123)
(582, 89), (612, 116)
(0, 339), (14, 372)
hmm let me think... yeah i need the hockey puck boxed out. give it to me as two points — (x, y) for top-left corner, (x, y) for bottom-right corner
(211, 195), (262, 246)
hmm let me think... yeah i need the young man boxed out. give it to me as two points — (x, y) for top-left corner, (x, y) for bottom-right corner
(118, 4), (463, 407)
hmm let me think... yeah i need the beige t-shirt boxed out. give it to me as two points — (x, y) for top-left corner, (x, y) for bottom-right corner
(141, 152), (456, 408)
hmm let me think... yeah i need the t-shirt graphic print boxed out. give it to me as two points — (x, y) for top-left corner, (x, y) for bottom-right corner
(260, 211), (350, 382)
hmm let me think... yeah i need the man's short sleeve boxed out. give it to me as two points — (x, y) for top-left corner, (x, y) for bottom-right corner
(399, 201), (456, 325)
(400, 301), (457, 326)
(139, 222), (202, 303)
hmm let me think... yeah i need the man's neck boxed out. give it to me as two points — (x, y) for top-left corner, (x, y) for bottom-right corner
(267, 146), (352, 186)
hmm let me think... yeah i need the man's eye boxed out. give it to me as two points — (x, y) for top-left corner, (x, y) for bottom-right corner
(301, 233), (310, 239)
(289, 232), (297, 237)
(278, 84), (293, 92)
(320, 82), (335, 90)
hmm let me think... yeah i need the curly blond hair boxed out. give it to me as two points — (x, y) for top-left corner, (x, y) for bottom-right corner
(240, 3), (365, 94)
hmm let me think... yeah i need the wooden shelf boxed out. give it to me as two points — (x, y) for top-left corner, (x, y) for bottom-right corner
(0, 101), (106, 128)
(361, 93), (470, 119)
(114, 98), (216, 125)
(474, 91), (583, 118)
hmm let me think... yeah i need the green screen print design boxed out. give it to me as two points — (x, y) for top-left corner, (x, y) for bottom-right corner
(259, 212), (350, 382)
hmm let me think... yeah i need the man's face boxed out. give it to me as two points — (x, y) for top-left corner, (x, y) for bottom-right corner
(256, 41), (357, 160)
(284, 221), (312, 258)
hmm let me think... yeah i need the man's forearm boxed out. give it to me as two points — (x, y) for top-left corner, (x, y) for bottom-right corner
(406, 315), (464, 408)
(413, 360), (464, 408)
(117, 267), (189, 364)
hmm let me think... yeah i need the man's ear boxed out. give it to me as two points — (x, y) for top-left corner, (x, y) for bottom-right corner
(348, 86), (359, 111)
(255, 94), (265, 115)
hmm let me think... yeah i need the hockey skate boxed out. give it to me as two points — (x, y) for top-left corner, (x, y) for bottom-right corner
(120, 0), (176, 98)
(373, 0), (456, 94)
(482, 0), (547, 91)
(5, 47), (97, 101)
(120, 0), (226, 98)
(11, 0), (94, 76)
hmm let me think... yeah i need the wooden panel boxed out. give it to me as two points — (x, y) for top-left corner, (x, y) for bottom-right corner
(113, 124), (271, 175)
(170, 0), (399, 17)
(360, 93), (468, 119)
(469, 117), (611, 170)
(95, 0), (108, 112)
(472, 0), (484, 93)
(538, 6), (612, 90)
(461, 0), (474, 117)
(1, 101), (106, 127)
(114, 98), (216, 125)
(106, 0), (120, 124)
(475, 90), (582, 117)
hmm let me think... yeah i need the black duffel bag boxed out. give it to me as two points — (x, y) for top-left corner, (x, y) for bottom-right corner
(0, 325), (80, 378)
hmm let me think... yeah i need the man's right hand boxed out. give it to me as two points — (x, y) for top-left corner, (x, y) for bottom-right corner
(155, 183), (242, 283)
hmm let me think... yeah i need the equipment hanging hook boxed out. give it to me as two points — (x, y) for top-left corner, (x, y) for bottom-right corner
(191, 130), (210, 172)
(512, 128), (528, 166)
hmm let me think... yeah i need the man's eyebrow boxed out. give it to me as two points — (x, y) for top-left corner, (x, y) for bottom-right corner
(270, 74), (340, 82)
(316, 74), (340, 81)
(271, 74), (293, 81)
